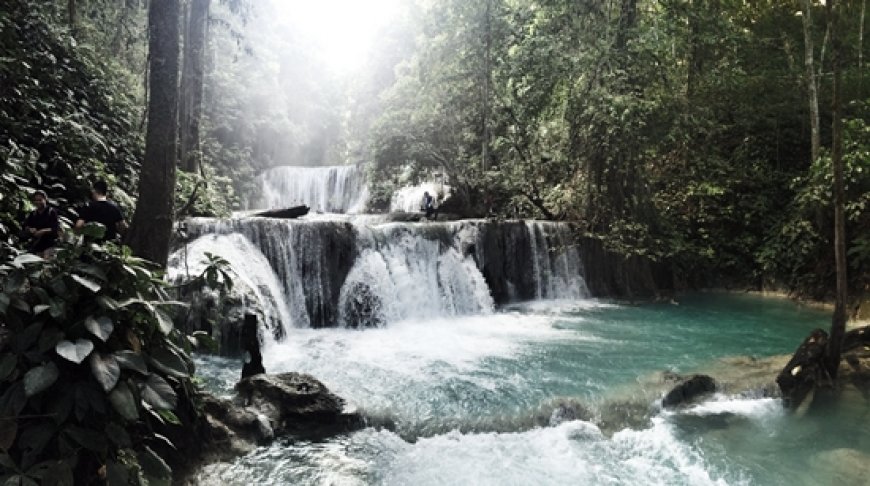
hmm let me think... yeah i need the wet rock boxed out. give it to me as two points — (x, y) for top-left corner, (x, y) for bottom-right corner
(182, 372), (364, 483)
(235, 372), (364, 439)
(776, 329), (830, 411)
(547, 400), (592, 426)
(385, 211), (424, 222)
(661, 374), (717, 408)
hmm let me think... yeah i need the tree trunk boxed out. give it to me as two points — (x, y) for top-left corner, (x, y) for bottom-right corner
(127, 0), (180, 267)
(860, 0), (866, 89)
(68, 0), (77, 30)
(179, 0), (210, 173)
(802, 0), (821, 163)
(111, 0), (138, 56)
(826, 0), (848, 380)
(481, 0), (491, 172)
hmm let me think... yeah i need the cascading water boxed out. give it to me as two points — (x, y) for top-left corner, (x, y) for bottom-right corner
(338, 224), (494, 328)
(167, 233), (292, 341)
(176, 216), (588, 335)
(250, 165), (369, 213)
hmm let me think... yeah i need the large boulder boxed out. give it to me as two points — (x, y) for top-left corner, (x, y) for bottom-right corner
(661, 374), (717, 408)
(776, 328), (829, 411)
(180, 372), (364, 481)
(234, 372), (364, 438)
(777, 326), (870, 412)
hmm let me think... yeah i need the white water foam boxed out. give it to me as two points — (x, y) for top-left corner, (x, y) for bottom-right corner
(678, 396), (783, 419)
(195, 419), (737, 486)
(337, 237), (494, 327)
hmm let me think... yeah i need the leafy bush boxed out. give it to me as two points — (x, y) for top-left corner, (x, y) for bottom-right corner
(0, 1), (143, 231)
(0, 230), (201, 485)
(758, 111), (870, 299)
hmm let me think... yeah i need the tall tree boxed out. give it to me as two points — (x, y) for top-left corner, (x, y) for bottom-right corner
(68, 0), (78, 30)
(127, 0), (181, 266)
(802, 0), (821, 163)
(860, 0), (866, 88)
(481, 0), (492, 171)
(180, 0), (210, 173)
(826, 0), (848, 379)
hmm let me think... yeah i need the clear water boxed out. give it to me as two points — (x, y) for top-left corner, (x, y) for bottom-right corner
(192, 294), (870, 486)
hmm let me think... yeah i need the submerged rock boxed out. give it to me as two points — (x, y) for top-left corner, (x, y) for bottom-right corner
(661, 374), (717, 408)
(810, 448), (870, 486)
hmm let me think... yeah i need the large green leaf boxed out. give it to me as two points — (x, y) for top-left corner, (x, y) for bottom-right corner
(63, 425), (107, 452)
(79, 222), (106, 240)
(33, 460), (73, 486)
(36, 328), (64, 355)
(106, 459), (129, 486)
(14, 322), (43, 353)
(113, 350), (147, 375)
(154, 309), (174, 335)
(0, 354), (17, 382)
(55, 339), (94, 364)
(48, 298), (65, 320)
(104, 423), (131, 448)
(12, 254), (43, 267)
(18, 422), (55, 468)
(0, 418), (16, 452)
(70, 274), (101, 293)
(0, 383), (26, 417)
(89, 353), (120, 393)
(0, 294), (9, 314)
(84, 316), (113, 342)
(148, 346), (188, 378)
(3, 475), (39, 486)
(96, 295), (119, 310)
(0, 452), (16, 471)
(137, 446), (171, 482)
(108, 382), (138, 421)
(23, 362), (58, 397)
(138, 374), (177, 410)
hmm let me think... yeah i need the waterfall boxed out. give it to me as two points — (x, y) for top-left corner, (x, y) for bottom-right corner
(175, 217), (589, 335)
(251, 165), (369, 213)
(166, 233), (292, 341)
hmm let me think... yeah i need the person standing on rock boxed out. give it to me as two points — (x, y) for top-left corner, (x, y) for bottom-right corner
(421, 191), (436, 220)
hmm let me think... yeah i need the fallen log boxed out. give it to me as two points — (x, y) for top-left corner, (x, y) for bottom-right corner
(253, 205), (309, 219)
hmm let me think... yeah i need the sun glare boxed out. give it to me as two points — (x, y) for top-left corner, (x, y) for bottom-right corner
(270, 0), (401, 73)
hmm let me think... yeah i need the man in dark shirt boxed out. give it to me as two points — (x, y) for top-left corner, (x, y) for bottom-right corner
(75, 180), (126, 242)
(22, 190), (60, 256)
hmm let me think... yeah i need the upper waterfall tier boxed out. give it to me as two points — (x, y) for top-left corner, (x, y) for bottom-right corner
(250, 165), (369, 213)
(176, 217), (590, 333)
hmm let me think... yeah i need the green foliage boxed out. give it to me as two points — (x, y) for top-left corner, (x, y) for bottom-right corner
(365, 0), (869, 299)
(0, 0), (143, 247)
(175, 169), (238, 218)
(758, 110), (870, 298)
(0, 241), (196, 484)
